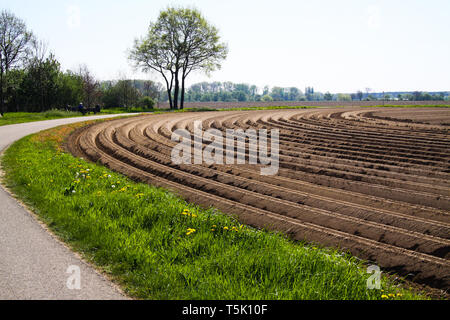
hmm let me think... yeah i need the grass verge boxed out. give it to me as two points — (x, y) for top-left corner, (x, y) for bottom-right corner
(0, 119), (428, 300)
(0, 110), (81, 126)
(0, 108), (147, 126)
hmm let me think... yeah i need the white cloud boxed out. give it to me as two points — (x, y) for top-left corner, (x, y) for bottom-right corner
(367, 5), (381, 30)
(67, 5), (81, 30)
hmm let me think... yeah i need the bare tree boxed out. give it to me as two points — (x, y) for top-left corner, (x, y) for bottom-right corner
(77, 65), (101, 108)
(143, 80), (162, 102)
(26, 39), (48, 111)
(356, 90), (363, 101)
(0, 10), (33, 115)
(365, 88), (371, 100)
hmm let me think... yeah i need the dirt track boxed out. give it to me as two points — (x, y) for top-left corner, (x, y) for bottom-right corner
(67, 107), (450, 290)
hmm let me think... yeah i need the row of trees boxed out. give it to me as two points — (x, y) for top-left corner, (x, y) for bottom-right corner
(180, 82), (322, 102)
(101, 79), (162, 109)
(0, 10), (105, 114)
(174, 82), (449, 103)
(0, 10), (165, 114)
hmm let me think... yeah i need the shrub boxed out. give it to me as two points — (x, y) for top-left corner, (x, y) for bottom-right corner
(138, 96), (155, 109)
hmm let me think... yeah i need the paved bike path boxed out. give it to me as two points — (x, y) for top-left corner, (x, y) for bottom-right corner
(0, 115), (133, 299)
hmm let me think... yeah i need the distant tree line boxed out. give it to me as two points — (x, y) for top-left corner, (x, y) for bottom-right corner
(180, 82), (327, 103)
(168, 82), (449, 104)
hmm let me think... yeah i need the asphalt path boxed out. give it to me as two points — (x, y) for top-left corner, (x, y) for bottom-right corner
(0, 114), (134, 299)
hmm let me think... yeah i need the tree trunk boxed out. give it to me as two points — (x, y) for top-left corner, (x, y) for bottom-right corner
(167, 88), (173, 109)
(162, 73), (173, 109)
(0, 69), (4, 116)
(173, 71), (179, 110)
(180, 74), (186, 110)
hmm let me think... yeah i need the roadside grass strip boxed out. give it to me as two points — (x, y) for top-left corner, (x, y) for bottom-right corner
(0, 121), (427, 300)
(0, 109), (146, 126)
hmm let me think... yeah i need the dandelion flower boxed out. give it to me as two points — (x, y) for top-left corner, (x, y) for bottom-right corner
(186, 228), (196, 236)
(223, 227), (229, 230)
(381, 295), (388, 299)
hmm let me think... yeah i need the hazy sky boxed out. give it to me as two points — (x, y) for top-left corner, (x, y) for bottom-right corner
(2, 0), (449, 93)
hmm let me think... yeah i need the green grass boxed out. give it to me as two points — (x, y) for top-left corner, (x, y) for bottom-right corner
(0, 108), (150, 126)
(0, 121), (428, 300)
(99, 107), (156, 114)
(0, 110), (80, 126)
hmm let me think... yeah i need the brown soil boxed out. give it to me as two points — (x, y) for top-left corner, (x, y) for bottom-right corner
(67, 107), (450, 291)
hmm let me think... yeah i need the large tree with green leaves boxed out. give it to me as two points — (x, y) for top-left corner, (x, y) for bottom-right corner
(129, 7), (228, 109)
(0, 10), (33, 115)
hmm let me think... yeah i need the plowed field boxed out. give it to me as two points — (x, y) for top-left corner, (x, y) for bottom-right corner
(67, 107), (450, 290)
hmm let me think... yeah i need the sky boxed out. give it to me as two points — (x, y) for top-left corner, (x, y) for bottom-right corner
(2, 0), (450, 93)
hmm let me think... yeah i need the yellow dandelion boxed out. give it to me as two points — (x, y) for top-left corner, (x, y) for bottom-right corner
(223, 226), (229, 230)
(381, 294), (388, 299)
(396, 293), (402, 297)
(186, 228), (196, 236)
